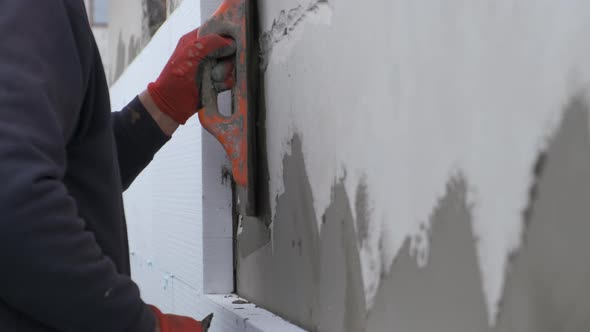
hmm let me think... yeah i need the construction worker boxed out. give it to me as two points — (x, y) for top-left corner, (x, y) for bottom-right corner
(0, 1), (234, 331)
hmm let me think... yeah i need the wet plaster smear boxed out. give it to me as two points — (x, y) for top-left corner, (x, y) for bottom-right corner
(238, 0), (590, 330)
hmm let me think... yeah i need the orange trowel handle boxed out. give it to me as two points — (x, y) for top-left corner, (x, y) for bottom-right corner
(198, 0), (249, 187)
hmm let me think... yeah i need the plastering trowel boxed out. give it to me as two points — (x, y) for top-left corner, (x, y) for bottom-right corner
(198, 0), (258, 216)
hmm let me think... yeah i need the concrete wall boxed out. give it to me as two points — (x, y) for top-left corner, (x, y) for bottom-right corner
(237, 1), (590, 331)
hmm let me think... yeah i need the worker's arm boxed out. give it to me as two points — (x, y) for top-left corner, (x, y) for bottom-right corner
(112, 28), (235, 190)
(112, 97), (171, 190)
(0, 2), (155, 331)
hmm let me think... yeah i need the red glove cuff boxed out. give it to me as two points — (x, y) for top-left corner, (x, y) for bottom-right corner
(150, 305), (206, 332)
(147, 82), (190, 125)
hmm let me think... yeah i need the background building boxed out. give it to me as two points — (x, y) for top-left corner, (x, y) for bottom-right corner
(107, 0), (184, 84)
(84, 0), (111, 80)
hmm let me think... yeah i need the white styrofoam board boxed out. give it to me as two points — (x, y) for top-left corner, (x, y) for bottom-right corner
(207, 295), (307, 332)
(132, 253), (306, 332)
(203, 237), (234, 293)
(200, 0), (235, 295)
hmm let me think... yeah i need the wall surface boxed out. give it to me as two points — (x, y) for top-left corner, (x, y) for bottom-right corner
(237, 0), (590, 331)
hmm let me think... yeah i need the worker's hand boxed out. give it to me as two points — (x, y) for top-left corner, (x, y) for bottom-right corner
(151, 305), (213, 332)
(147, 28), (236, 125)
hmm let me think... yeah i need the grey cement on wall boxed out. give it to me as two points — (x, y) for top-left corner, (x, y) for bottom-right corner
(365, 178), (490, 332)
(237, 93), (590, 331)
(491, 94), (590, 332)
(237, 136), (366, 331)
(237, 136), (321, 329)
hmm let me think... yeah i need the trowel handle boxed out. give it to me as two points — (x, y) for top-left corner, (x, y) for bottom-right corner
(198, 0), (250, 188)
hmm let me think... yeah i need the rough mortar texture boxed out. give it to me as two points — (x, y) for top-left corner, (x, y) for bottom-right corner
(491, 94), (590, 332)
(237, 136), (366, 331)
(256, 1), (590, 320)
(238, 94), (590, 331)
(365, 178), (490, 332)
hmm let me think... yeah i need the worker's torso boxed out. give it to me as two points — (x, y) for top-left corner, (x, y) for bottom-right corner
(0, 1), (130, 331)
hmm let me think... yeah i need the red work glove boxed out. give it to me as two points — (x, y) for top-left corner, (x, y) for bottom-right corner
(150, 305), (213, 332)
(147, 28), (236, 125)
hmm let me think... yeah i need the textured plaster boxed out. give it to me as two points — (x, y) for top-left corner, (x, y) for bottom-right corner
(256, 0), (590, 323)
(366, 178), (490, 332)
(237, 136), (366, 331)
(492, 94), (590, 332)
(238, 94), (590, 331)
(259, 0), (332, 70)
(375, 90), (590, 332)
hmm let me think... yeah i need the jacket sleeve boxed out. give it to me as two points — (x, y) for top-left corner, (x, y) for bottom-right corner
(0, 2), (155, 331)
(112, 97), (170, 191)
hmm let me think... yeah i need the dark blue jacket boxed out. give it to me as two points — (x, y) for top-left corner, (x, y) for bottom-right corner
(0, 1), (168, 330)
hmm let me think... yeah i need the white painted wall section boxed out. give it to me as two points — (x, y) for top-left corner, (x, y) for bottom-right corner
(260, 0), (590, 325)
